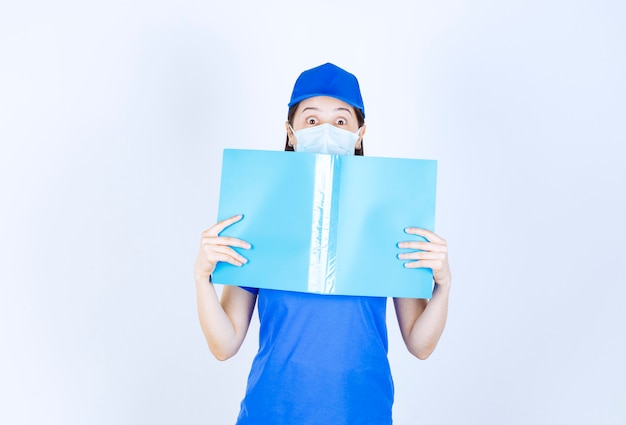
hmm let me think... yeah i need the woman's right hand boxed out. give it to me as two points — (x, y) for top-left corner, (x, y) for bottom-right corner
(194, 214), (251, 282)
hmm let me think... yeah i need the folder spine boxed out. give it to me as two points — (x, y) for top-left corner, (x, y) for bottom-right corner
(307, 155), (341, 294)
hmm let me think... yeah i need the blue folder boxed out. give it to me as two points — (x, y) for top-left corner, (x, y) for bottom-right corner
(213, 149), (437, 299)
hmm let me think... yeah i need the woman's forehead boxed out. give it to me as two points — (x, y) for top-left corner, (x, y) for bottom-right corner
(297, 96), (355, 114)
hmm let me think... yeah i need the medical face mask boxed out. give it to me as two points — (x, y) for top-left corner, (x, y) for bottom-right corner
(292, 123), (361, 155)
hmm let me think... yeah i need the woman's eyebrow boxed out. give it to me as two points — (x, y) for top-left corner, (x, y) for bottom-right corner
(335, 107), (353, 116)
(300, 107), (320, 114)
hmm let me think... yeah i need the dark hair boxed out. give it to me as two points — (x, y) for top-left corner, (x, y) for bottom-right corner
(284, 103), (365, 156)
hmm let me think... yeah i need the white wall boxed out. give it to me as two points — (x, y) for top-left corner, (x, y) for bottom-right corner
(1, 1), (625, 423)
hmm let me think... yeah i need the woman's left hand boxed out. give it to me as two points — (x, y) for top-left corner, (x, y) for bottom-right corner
(398, 228), (451, 288)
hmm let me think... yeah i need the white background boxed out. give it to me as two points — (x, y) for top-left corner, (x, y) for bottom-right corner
(1, 0), (625, 423)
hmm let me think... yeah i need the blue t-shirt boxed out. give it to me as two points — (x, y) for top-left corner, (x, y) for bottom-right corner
(236, 288), (394, 425)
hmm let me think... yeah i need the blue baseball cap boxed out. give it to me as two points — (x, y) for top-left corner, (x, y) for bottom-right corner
(288, 63), (365, 118)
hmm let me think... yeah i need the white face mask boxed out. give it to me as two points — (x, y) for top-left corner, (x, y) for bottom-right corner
(292, 123), (361, 155)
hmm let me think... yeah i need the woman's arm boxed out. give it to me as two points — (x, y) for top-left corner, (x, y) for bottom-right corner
(393, 228), (451, 360)
(194, 215), (256, 361)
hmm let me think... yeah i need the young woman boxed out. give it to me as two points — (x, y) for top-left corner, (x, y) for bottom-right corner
(195, 63), (451, 425)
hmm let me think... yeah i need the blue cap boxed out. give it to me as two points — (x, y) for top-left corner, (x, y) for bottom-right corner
(288, 63), (365, 118)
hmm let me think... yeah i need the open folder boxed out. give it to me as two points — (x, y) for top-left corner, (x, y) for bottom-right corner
(212, 149), (438, 299)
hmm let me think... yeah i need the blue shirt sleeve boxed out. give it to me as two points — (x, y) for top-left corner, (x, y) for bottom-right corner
(240, 286), (259, 295)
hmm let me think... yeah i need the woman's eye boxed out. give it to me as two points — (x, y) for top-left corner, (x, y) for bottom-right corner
(307, 118), (317, 125)
(336, 119), (346, 125)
